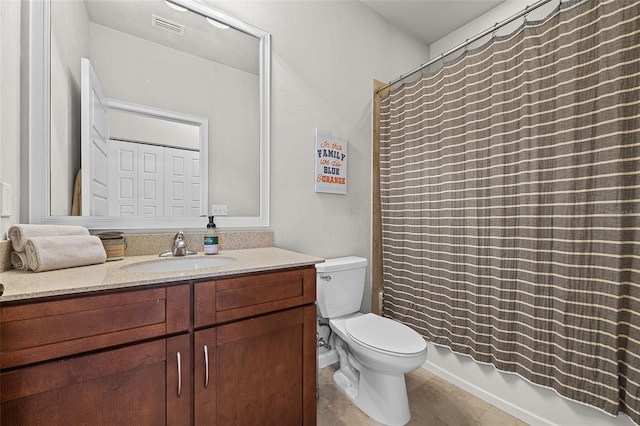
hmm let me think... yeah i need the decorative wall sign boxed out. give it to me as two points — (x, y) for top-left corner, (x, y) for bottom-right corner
(315, 129), (347, 194)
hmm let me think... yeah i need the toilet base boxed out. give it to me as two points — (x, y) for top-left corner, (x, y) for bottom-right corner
(333, 369), (359, 400)
(318, 347), (339, 369)
(333, 365), (411, 426)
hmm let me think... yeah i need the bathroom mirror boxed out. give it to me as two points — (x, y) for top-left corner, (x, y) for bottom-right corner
(29, 0), (270, 229)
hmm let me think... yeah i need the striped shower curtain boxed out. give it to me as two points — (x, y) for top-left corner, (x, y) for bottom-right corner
(378, 0), (640, 421)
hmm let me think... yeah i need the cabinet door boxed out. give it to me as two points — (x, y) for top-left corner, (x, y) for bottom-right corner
(194, 327), (217, 426)
(166, 334), (192, 426)
(194, 305), (316, 425)
(1, 335), (191, 426)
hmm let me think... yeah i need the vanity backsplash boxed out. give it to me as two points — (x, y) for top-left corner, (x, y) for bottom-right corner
(0, 240), (11, 272)
(0, 229), (274, 272)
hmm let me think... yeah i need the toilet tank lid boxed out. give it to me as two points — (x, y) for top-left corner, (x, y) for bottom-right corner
(315, 256), (368, 273)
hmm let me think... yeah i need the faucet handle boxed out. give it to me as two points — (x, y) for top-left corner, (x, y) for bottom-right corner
(172, 231), (187, 256)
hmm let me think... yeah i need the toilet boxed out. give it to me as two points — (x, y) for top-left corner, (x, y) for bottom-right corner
(316, 256), (427, 426)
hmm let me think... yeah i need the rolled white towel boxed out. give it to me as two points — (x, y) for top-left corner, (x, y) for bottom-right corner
(11, 251), (29, 270)
(9, 224), (90, 252)
(25, 235), (107, 272)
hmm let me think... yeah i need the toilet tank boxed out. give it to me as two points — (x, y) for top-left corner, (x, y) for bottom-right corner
(315, 256), (368, 318)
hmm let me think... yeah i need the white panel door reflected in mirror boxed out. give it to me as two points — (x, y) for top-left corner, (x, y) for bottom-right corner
(80, 58), (205, 218)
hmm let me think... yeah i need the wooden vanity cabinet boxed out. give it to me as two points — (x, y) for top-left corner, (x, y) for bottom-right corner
(194, 305), (317, 425)
(0, 285), (191, 426)
(193, 267), (317, 426)
(0, 266), (317, 425)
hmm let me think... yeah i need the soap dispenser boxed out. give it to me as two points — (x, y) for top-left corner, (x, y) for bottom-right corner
(204, 216), (219, 255)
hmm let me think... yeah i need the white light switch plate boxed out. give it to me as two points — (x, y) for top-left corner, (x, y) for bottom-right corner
(1, 182), (11, 217)
(211, 204), (228, 216)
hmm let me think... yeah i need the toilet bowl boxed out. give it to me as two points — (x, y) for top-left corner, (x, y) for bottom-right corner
(316, 257), (427, 426)
(332, 313), (428, 374)
(329, 313), (427, 426)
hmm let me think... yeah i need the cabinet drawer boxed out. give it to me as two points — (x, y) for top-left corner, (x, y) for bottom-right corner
(0, 285), (189, 369)
(195, 267), (316, 327)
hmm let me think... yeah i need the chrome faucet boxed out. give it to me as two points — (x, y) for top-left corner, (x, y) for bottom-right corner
(172, 231), (188, 256)
(159, 231), (197, 257)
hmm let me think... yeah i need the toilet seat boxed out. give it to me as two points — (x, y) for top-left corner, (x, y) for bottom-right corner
(345, 313), (426, 356)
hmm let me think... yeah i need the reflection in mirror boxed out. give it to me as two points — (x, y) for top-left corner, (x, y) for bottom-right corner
(30, 0), (270, 229)
(79, 54), (207, 218)
(80, 77), (208, 218)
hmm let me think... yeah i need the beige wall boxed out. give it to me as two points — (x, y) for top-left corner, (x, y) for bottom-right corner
(49, 0), (90, 215)
(0, 0), (22, 239)
(7, 0), (429, 310)
(209, 0), (429, 311)
(429, 0), (558, 59)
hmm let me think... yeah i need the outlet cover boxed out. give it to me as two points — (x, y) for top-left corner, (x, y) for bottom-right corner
(211, 204), (228, 216)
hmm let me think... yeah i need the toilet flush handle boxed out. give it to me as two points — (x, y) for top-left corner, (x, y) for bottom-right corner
(319, 275), (332, 281)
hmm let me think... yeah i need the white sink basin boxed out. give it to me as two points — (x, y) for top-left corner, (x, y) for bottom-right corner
(121, 256), (236, 273)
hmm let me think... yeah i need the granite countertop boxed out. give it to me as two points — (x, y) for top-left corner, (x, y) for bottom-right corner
(0, 247), (324, 302)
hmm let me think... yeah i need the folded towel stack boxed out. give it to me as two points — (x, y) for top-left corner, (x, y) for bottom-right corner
(11, 251), (28, 270)
(25, 235), (107, 272)
(9, 224), (90, 251)
(8, 224), (107, 272)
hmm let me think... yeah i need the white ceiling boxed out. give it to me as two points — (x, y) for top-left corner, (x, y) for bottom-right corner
(84, 0), (259, 74)
(361, 0), (504, 45)
(82, 0), (505, 74)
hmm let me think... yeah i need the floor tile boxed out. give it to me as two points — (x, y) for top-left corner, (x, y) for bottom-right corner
(476, 407), (529, 426)
(317, 364), (527, 426)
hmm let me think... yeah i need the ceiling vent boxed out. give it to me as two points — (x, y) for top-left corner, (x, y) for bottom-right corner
(151, 14), (185, 36)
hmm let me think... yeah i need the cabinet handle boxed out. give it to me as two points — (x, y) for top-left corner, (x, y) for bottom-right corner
(177, 351), (182, 397)
(204, 345), (209, 389)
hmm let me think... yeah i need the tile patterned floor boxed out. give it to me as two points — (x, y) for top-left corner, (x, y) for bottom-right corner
(317, 364), (528, 426)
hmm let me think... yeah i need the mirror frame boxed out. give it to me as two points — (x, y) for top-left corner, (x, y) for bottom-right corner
(28, 0), (270, 229)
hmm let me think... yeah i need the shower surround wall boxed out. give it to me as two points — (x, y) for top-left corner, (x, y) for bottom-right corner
(379, 1), (640, 425)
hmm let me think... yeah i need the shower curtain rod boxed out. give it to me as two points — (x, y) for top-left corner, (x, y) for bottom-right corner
(377, 0), (554, 93)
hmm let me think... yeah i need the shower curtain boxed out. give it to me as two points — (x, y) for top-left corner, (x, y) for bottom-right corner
(378, 0), (640, 421)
